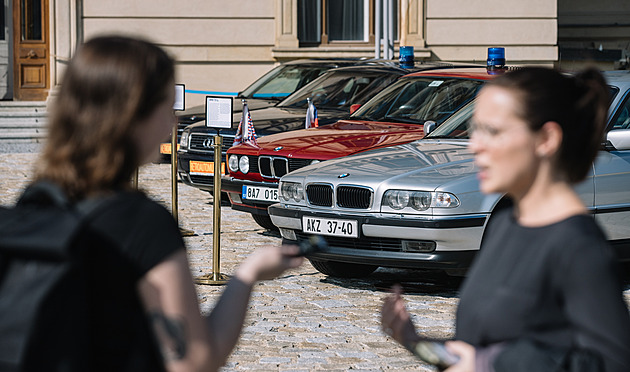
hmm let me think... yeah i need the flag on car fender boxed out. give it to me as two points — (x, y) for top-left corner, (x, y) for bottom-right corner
(233, 101), (258, 146)
(305, 97), (319, 129)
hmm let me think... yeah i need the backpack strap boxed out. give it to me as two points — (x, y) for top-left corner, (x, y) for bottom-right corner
(19, 181), (119, 219)
(1, 182), (119, 260)
(17, 181), (73, 209)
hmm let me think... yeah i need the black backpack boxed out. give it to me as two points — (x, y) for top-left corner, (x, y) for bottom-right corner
(0, 182), (112, 371)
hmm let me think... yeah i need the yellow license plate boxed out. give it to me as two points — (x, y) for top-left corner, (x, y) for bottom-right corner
(160, 143), (180, 155)
(189, 161), (225, 175)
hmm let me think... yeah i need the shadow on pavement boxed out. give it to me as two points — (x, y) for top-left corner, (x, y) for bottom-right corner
(320, 268), (463, 298)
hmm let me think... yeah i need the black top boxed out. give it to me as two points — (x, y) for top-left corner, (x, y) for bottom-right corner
(85, 191), (184, 371)
(456, 207), (630, 372)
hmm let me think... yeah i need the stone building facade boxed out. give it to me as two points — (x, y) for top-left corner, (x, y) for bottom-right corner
(2, 0), (628, 105)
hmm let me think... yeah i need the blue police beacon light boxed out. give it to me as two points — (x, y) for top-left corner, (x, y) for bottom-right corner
(399, 46), (414, 69)
(487, 47), (506, 75)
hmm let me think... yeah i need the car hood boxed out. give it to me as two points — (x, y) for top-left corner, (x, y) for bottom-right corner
(187, 106), (349, 135)
(234, 119), (426, 158)
(287, 139), (479, 193)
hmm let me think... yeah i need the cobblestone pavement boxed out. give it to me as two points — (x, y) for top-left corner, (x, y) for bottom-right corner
(2, 152), (629, 371)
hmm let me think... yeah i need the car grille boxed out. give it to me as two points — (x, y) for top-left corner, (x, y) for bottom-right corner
(189, 133), (235, 153)
(289, 159), (313, 172)
(256, 157), (314, 178)
(296, 232), (403, 252)
(336, 186), (372, 209)
(189, 175), (213, 185)
(306, 184), (333, 207)
(244, 155), (259, 174)
(259, 156), (287, 179)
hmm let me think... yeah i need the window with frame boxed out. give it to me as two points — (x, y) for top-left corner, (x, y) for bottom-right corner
(298, 0), (398, 47)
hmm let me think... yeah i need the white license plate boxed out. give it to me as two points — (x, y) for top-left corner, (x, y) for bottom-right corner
(302, 216), (358, 238)
(242, 185), (278, 202)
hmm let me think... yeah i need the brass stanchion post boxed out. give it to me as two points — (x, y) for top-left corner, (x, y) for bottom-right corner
(171, 124), (178, 222)
(195, 132), (228, 285)
(171, 124), (195, 237)
(131, 168), (139, 189)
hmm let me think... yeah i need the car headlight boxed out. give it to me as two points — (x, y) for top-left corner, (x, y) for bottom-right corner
(310, 159), (320, 165)
(410, 191), (432, 211)
(239, 156), (250, 174)
(293, 183), (304, 201)
(280, 181), (304, 202)
(381, 190), (459, 212)
(385, 190), (410, 210)
(228, 155), (239, 173)
(179, 131), (190, 150)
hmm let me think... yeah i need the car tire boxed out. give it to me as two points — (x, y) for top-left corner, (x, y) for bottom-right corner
(251, 213), (278, 231)
(308, 259), (377, 278)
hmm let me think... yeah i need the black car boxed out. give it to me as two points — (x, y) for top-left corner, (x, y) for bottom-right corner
(160, 59), (365, 160)
(176, 61), (480, 195)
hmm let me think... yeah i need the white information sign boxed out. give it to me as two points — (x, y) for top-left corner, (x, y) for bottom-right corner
(205, 96), (233, 129)
(173, 84), (185, 111)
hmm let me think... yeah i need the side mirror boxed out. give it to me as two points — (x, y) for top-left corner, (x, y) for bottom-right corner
(350, 104), (361, 114)
(424, 121), (437, 135)
(605, 129), (630, 151)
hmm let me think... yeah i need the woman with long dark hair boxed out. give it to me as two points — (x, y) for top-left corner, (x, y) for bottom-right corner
(381, 67), (630, 372)
(36, 35), (303, 371)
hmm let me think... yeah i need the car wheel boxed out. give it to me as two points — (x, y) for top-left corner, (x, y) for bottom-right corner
(308, 259), (377, 278)
(251, 213), (278, 231)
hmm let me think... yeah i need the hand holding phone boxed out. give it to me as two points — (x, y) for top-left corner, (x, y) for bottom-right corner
(408, 340), (460, 370)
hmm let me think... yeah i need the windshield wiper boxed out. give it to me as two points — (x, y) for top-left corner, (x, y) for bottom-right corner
(426, 135), (468, 139)
(350, 115), (375, 121)
(379, 117), (423, 125)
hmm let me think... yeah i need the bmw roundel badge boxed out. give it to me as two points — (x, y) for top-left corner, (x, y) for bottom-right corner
(338, 173), (350, 178)
(274, 146), (284, 151)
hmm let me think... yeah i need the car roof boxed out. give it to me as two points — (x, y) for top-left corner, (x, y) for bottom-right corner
(323, 60), (484, 75)
(281, 58), (369, 66)
(403, 67), (510, 80)
(603, 70), (630, 92)
(602, 70), (630, 82)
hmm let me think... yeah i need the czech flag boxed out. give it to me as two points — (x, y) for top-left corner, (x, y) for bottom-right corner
(233, 100), (258, 146)
(305, 97), (319, 129)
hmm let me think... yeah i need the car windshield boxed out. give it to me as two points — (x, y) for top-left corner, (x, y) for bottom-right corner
(239, 64), (329, 100)
(423, 85), (625, 139)
(278, 70), (400, 109)
(350, 77), (483, 125)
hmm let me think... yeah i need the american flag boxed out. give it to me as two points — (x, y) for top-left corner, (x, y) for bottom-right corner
(305, 97), (319, 129)
(233, 101), (258, 146)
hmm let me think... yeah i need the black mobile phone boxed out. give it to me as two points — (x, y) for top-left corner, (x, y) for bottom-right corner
(409, 340), (460, 370)
(297, 235), (328, 256)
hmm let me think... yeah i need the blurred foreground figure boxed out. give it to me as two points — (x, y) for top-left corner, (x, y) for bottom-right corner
(382, 67), (630, 372)
(33, 35), (304, 372)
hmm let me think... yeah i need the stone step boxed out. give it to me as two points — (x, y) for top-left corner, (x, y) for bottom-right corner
(0, 102), (49, 142)
(0, 117), (47, 127)
(0, 130), (47, 140)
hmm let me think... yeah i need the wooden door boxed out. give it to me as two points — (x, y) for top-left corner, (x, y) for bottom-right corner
(0, 0), (12, 99)
(12, 0), (48, 101)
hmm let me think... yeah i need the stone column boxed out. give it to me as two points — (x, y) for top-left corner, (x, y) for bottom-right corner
(400, 0), (425, 48)
(275, 0), (298, 49)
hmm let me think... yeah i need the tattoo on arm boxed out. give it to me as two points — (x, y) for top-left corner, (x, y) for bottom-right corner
(148, 311), (187, 361)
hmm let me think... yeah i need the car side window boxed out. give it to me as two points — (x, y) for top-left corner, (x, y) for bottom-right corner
(611, 91), (630, 130)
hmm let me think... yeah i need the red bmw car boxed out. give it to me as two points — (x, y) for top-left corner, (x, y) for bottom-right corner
(223, 68), (496, 229)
